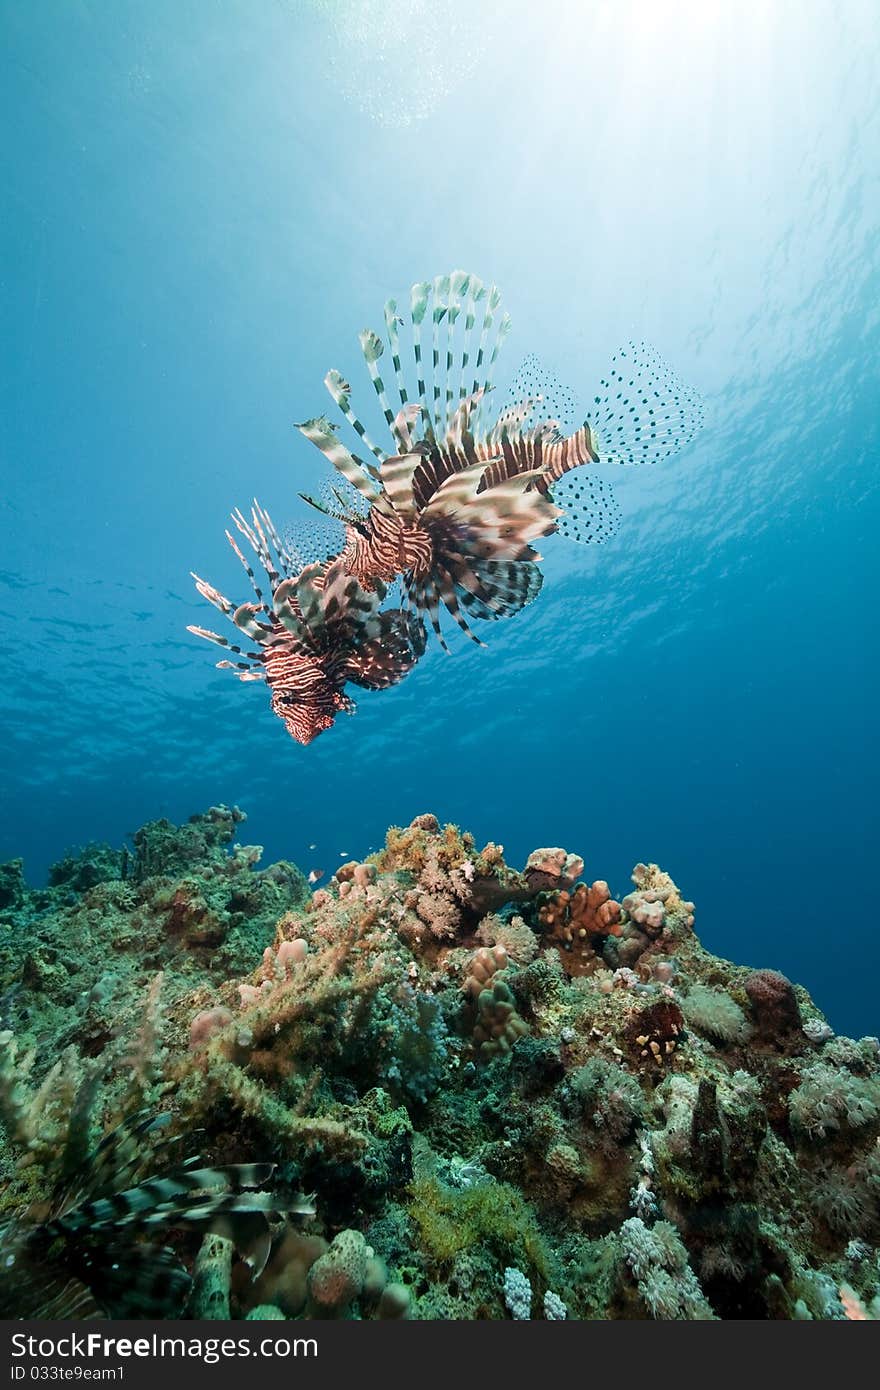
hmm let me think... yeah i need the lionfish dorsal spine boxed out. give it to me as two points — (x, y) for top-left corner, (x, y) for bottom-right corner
(442, 269), (470, 434)
(383, 297), (408, 406)
(271, 580), (311, 648)
(392, 402), (422, 453)
(472, 283), (501, 396)
(358, 328), (407, 452)
(429, 273), (451, 434)
(458, 275), (485, 408)
(251, 499), (301, 577)
(409, 279), (430, 434)
(378, 452), (423, 518)
(224, 524), (271, 613)
(323, 369), (387, 463)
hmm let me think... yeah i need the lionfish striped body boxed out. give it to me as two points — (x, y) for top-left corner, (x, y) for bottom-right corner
(0, 1110), (314, 1319)
(188, 501), (425, 743)
(296, 270), (704, 648)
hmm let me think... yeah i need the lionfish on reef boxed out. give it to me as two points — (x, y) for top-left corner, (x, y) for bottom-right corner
(188, 501), (425, 744)
(0, 1109), (314, 1319)
(188, 269), (703, 741)
(294, 270), (705, 649)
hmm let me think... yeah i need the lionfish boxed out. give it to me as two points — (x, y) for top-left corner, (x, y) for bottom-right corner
(296, 270), (704, 648)
(188, 500), (425, 744)
(0, 1109), (314, 1319)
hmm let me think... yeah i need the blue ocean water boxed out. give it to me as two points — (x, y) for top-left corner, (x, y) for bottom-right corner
(1, 1), (877, 1035)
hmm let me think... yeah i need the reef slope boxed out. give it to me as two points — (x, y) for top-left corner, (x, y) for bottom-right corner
(0, 807), (877, 1321)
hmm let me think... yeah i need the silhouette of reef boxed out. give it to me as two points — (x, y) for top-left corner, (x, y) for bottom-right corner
(0, 806), (877, 1320)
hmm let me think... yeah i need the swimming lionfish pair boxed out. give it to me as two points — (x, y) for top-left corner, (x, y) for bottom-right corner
(189, 272), (704, 743)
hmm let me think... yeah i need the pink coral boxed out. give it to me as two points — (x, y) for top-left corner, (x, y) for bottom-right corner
(189, 1006), (233, 1051)
(525, 848), (585, 892)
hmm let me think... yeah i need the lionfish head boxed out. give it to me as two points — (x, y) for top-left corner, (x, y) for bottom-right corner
(272, 696), (336, 745)
(271, 686), (355, 745)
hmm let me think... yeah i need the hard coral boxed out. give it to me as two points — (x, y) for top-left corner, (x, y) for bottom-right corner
(524, 849), (585, 893)
(744, 969), (803, 1041)
(538, 881), (622, 977)
(473, 981), (529, 1056)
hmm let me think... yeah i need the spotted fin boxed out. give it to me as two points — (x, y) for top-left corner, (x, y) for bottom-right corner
(345, 610), (426, 690)
(549, 473), (622, 545)
(584, 342), (704, 466)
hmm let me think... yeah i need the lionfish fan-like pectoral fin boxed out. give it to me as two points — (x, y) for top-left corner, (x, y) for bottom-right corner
(217, 662), (264, 682)
(318, 561), (381, 639)
(60, 1163), (313, 1236)
(392, 403), (423, 453)
(207, 1209), (273, 1278)
(65, 1110), (174, 1204)
(76, 1242), (191, 1319)
(187, 625), (264, 671)
(270, 581), (312, 650)
(0, 1250), (101, 1321)
(436, 565), (486, 645)
(585, 341), (705, 466)
(190, 572), (235, 619)
(549, 473), (623, 545)
(323, 370), (387, 464)
(421, 458), (492, 517)
(292, 561), (332, 635)
(409, 576), (451, 653)
(451, 557), (544, 620)
(345, 610), (426, 689)
(458, 553), (542, 619)
(232, 602), (273, 641)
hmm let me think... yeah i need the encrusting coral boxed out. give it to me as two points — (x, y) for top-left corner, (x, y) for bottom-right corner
(0, 805), (877, 1320)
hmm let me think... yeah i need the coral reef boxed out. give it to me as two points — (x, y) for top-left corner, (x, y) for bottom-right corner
(0, 806), (878, 1320)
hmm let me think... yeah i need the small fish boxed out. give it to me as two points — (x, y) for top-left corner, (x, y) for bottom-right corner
(308, 868), (324, 884)
(309, 843), (317, 850)
(339, 851), (348, 857)
(188, 501), (425, 744)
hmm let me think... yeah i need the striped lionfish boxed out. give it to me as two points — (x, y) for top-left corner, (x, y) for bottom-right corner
(188, 501), (425, 744)
(295, 270), (704, 649)
(0, 1109), (314, 1319)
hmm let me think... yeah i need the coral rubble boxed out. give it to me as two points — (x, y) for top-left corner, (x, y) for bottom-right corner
(0, 808), (877, 1320)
